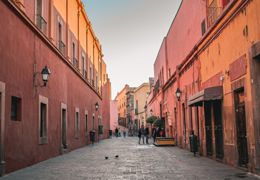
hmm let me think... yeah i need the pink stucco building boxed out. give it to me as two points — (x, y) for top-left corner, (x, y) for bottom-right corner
(110, 100), (118, 133)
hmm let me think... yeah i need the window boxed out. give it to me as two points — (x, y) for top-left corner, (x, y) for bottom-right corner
(58, 22), (66, 55)
(99, 60), (102, 83)
(40, 103), (47, 137)
(35, 0), (47, 34)
(168, 68), (171, 79)
(72, 43), (78, 69)
(85, 113), (88, 136)
(11, 96), (21, 121)
(201, 19), (206, 36)
(208, 0), (222, 26)
(96, 75), (98, 90)
(82, 55), (85, 76)
(75, 110), (79, 139)
(39, 95), (48, 144)
(90, 67), (92, 83)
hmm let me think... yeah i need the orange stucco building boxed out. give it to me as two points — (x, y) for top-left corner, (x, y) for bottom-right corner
(147, 0), (260, 173)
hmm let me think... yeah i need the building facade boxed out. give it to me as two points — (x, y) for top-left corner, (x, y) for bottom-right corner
(0, 0), (111, 175)
(147, 0), (260, 173)
(134, 83), (150, 129)
(110, 100), (118, 132)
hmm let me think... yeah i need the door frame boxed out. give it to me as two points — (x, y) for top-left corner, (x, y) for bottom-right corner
(61, 103), (68, 154)
(0, 81), (6, 176)
(231, 77), (250, 169)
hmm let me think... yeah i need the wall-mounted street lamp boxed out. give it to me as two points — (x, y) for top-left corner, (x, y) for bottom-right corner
(33, 62), (51, 98)
(95, 102), (99, 111)
(41, 65), (51, 86)
(34, 62), (51, 87)
(175, 88), (181, 101)
(150, 109), (153, 115)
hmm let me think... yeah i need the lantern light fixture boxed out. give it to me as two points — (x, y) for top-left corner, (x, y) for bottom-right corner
(175, 88), (181, 101)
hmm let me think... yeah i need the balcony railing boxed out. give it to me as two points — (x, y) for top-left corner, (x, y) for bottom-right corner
(153, 79), (160, 95)
(73, 58), (78, 69)
(36, 14), (47, 35)
(208, 0), (222, 26)
(59, 41), (66, 56)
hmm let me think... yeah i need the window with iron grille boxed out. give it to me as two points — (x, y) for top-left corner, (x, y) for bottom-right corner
(35, 0), (47, 35)
(208, 0), (222, 26)
(11, 96), (21, 121)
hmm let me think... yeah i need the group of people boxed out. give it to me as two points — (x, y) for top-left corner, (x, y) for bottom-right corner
(138, 125), (161, 144)
(115, 127), (127, 138)
(138, 125), (149, 144)
(115, 125), (162, 144)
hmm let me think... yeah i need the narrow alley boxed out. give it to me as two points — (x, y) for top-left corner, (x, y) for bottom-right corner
(1, 136), (258, 180)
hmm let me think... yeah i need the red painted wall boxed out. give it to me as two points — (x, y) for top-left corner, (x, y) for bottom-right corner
(0, 1), (110, 174)
(154, 38), (167, 84)
(167, 0), (206, 72)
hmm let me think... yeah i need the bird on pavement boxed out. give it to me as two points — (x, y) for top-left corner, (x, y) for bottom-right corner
(105, 156), (109, 159)
(115, 155), (119, 158)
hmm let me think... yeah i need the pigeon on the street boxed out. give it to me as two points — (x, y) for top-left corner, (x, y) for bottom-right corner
(105, 157), (109, 159)
(115, 155), (119, 158)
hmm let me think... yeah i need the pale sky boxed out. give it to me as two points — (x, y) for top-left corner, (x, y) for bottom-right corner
(82, 0), (182, 100)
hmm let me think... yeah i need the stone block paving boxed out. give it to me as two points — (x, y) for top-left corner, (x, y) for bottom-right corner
(1, 136), (259, 180)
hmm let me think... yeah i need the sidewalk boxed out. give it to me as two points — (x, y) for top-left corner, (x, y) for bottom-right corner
(1, 136), (259, 180)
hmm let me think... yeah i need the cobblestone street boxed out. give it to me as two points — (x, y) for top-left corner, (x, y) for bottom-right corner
(1, 136), (259, 180)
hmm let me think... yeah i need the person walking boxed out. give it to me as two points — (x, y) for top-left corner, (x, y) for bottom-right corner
(138, 125), (145, 144)
(115, 127), (118, 138)
(152, 126), (157, 143)
(118, 128), (121, 137)
(145, 125), (149, 144)
(123, 128), (126, 138)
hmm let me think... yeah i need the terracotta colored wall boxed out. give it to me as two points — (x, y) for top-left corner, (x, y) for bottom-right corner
(0, 0), (110, 174)
(167, 0), (206, 73)
(154, 38), (167, 84)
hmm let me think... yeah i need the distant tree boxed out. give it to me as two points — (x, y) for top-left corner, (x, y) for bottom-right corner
(153, 118), (162, 127)
(146, 115), (157, 124)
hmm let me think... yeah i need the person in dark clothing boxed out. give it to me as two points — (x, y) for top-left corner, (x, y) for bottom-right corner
(145, 125), (149, 144)
(152, 126), (157, 143)
(115, 127), (118, 137)
(138, 125), (145, 144)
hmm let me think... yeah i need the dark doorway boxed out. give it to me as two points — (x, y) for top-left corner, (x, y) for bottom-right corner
(213, 100), (224, 158)
(235, 89), (248, 167)
(196, 107), (199, 145)
(182, 103), (186, 148)
(62, 109), (67, 150)
(161, 117), (165, 137)
(174, 108), (178, 146)
(204, 101), (213, 156)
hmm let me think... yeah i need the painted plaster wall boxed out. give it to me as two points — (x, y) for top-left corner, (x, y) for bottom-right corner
(0, 0), (110, 174)
(110, 100), (118, 132)
(133, 84), (149, 127)
(167, 0), (206, 73)
(198, 0), (260, 169)
(154, 38), (167, 84)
